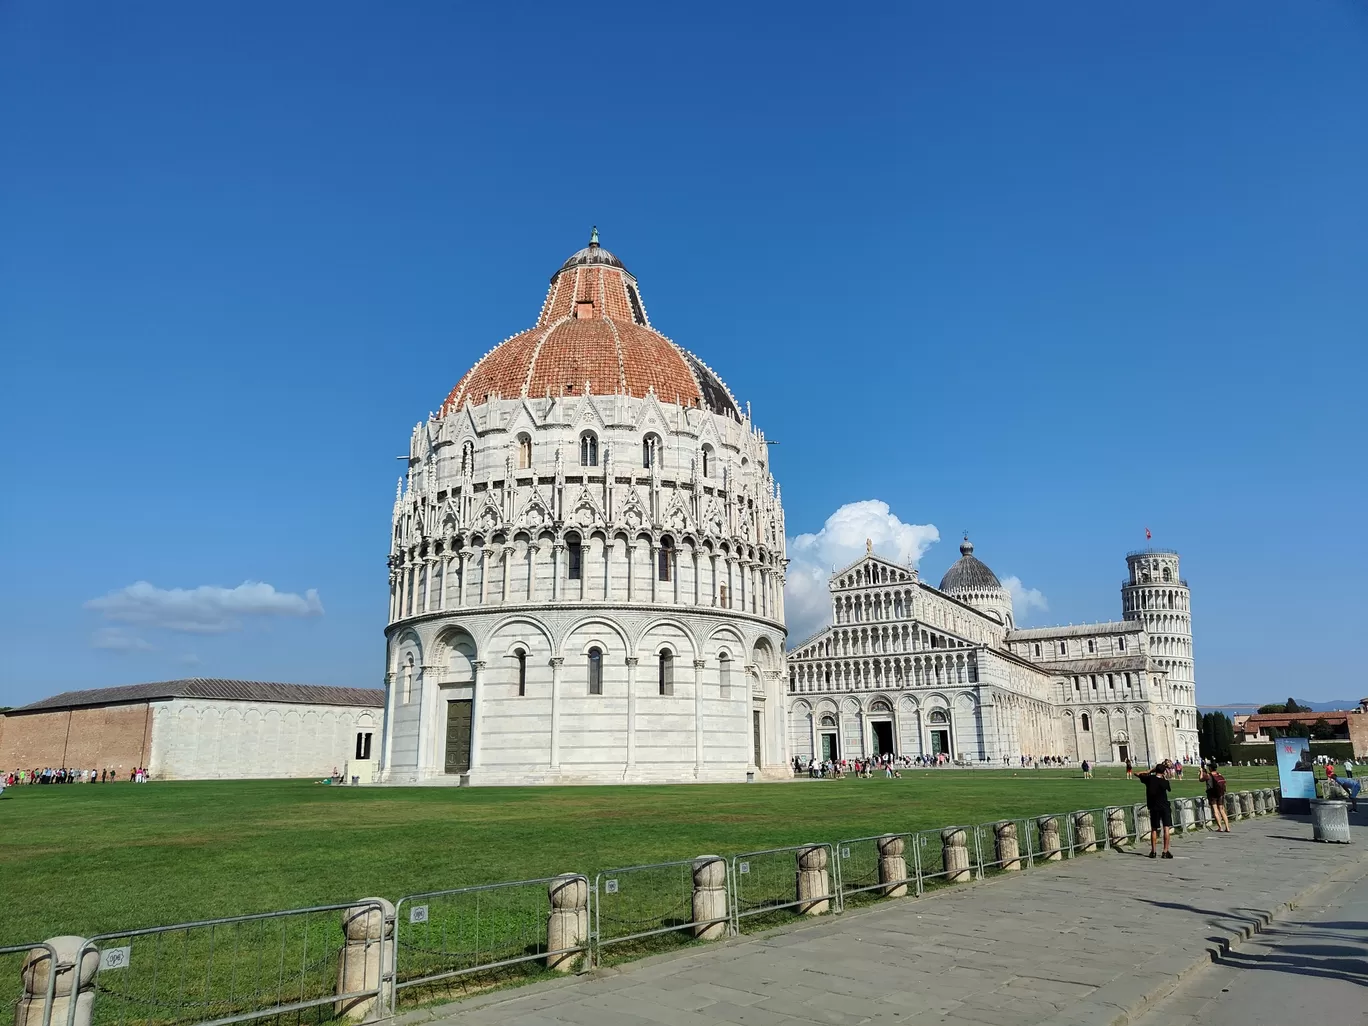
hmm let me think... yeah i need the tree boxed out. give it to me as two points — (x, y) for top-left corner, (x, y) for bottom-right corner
(1284, 721), (1312, 738)
(1258, 704), (1287, 714)
(1284, 697), (1302, 714)
(1217, 713), (1235, 762)
(1199, 713), (1216, 760)
(1311, 718), (1336, 740)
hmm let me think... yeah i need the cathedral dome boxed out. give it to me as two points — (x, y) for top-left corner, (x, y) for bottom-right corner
(939, 536), (1003, 592)
(439, 231), (739, 419)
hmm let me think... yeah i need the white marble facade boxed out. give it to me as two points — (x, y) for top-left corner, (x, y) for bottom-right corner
(148, 697), (381, 780)
(380, 236), (789, 785)
(786, 543), (1199, 767)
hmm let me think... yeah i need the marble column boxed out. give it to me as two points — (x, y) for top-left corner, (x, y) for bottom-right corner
(625, 657), (639, 769)
(694, 658), (706, 775)
(549, 657), (564, 769)
(469, 660), (485, 772)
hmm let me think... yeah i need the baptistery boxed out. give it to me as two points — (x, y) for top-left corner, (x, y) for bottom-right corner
(380, 233), (789, 784)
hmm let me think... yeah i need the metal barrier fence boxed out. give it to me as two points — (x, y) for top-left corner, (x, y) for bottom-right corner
(969, 818), (1035, 874)
(3, 941), (58, 1026)
(392, 875), (588, 1006)
(729, 843), (839, 929)
(71, 900), (388, 1026)
(593, 858), (731, 957)
(833, 834), (917, 905)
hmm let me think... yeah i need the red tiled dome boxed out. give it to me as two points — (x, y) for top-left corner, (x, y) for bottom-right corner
(440, 234), (739, 419)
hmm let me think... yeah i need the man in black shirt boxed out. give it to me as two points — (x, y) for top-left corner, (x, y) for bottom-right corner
(1137, 761), (1174, 859)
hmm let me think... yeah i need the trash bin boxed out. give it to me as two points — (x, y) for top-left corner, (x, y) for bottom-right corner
(1310, 799), (1352, 843)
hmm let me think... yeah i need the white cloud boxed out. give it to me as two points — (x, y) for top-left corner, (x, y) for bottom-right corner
(90, 627), (155, 653)
(1002, 575), (1049, 619)
(785, 500), (939, 643)
(86, 581), (324, 634)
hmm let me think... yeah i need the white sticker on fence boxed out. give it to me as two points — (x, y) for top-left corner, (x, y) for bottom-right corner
(604, 879), (619, 894)
(409, 905), (429, 924)
(840, 847), (850, 859)
(738, 861), (750, 874)
(99, 947), (131, 971)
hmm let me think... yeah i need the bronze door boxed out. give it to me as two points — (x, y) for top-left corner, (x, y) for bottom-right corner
(445, 699), (472, 774)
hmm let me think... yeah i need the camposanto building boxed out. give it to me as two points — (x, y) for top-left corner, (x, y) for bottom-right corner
(381, 233), (789, 785)
(785, 541), (1199, 767)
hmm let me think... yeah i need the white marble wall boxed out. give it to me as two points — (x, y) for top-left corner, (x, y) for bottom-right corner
(148, 698), (381, 779)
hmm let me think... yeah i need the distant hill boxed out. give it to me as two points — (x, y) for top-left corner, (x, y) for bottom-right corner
(1200, 699), (1361, 717)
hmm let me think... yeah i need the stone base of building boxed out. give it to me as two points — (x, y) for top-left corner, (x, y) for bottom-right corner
(380, 763), (789, 786)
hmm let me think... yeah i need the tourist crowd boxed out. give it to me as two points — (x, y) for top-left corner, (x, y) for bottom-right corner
(3, 766), (150, 786)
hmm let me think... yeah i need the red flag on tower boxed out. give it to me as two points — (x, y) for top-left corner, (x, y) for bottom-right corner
(1145, 527), (1152, 540)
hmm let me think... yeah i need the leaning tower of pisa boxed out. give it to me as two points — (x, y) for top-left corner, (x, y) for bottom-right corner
(1121, 548), (1198, 760)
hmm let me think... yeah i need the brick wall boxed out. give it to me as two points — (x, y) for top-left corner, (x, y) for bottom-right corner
(0, 703), (153, 771)
(1350, 712), (1368, 759)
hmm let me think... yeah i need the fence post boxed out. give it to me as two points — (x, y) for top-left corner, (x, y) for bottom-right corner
(1035, 816), (1062, 862)
(877, 835), (909, 895)
(1264, 788), (1278, 813)
(1241, 791), (1255, 818)
(941, 828), (971, 883)
(1104, 807), (1128, 849)
(19, 938), (95, 1026)
(795, 845), (831, 915)
(993, 821), (1022, 871)
(692, 856), (728, 939)
(547, 875), (589, 972)
(336, 899), (394, 1021)
(1253, 790), (1268, 815)
(1072, 811), (1097, 852)
(1224, 793), (1239, 821)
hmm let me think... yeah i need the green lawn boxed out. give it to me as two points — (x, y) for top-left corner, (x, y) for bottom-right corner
(0, 765), (1278, 947)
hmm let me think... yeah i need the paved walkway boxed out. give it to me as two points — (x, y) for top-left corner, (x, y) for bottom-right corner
(406, 815), (1366, 1026)
(1132, 859), (1368, 1026)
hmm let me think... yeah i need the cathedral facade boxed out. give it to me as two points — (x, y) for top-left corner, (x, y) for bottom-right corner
(785, 541), (1198, 767)
(380, 234), (789, 785)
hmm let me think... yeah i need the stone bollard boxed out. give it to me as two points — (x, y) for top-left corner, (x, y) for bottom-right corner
(336, 898), (394, 1020)
(877, 834), (910, 895)
(1265, 788), (1278, 814)
(1106, 807), (1129, 849)
(1134, 804), (1152, 840)
(795, 844), (832, 915)
(1072, 811), (1098, 852)
(691, 856), (728, 939)
(942, 827), (972, 882)
(1036, 815), (1063, 861)
(1174, 798), (1195, 832)
(547, 875), (589, 972)
(1225, 793), (1240, 820)
(1252, 790), (1265, 816)
(17, 938), (97, 1026)
(994, 821), (1022, 870)
(1241, 791), (1255, 818)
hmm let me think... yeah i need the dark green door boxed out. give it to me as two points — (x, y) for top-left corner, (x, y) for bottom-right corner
(752, 710), (763, 767)
(931, 729), (949, 756)
(445, 699), (472, 774)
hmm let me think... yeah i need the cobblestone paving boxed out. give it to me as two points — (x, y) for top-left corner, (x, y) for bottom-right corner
(407, 815), (1366, 1026)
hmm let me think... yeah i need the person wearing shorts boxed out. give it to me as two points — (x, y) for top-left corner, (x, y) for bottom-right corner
(1201, 761), (1231, 832)
(1137, 761), (1174, 858)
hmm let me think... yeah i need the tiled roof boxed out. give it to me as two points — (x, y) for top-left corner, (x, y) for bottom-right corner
(1008, 621), (1138, 640)
(7, 679), (385, 713)
(439, 237), (739, 419)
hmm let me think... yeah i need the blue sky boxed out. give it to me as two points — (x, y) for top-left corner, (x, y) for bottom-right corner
(1, 2), (1364, 708)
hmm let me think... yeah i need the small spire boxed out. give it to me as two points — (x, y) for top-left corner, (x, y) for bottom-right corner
(960, 534), (974, 557)
(589, 225), (599, 247)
